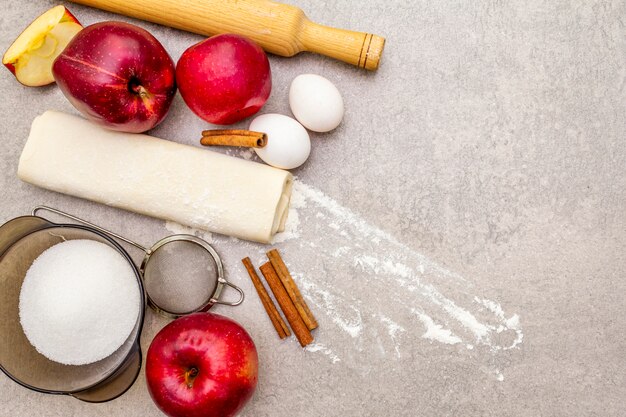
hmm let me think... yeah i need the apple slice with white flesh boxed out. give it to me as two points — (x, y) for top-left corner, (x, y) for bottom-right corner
(3, 5), (82, 86)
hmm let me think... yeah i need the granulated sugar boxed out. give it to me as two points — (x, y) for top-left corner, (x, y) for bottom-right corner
(19, 239), (141, 365)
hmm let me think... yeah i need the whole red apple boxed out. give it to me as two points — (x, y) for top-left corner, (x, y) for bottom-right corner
(176, 34), (271, 125)
(52, 21), (176, 133)
(146, 313), (258, 417)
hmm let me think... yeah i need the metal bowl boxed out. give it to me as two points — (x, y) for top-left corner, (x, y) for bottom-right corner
(0, 215), (145, 402)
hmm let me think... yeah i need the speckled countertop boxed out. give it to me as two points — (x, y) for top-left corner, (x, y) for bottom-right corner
(1, 1), (625, 416)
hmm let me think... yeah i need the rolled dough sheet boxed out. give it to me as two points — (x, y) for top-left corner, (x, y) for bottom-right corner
(18, 111), (293, 244)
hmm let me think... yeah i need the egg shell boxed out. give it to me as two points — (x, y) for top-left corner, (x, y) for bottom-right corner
(250, 114), (311, 170)
(289, 74), (344, 133)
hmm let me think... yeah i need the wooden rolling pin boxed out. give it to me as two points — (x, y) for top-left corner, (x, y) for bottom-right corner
(68, 0), (385, 70)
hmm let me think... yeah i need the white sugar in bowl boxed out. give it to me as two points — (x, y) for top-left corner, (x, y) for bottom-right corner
(289, 74), (344, 132)
(250, 114), (311, 170)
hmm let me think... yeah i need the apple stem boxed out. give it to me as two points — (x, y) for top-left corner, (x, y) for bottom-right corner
(128, 77), (149, 98)
(185, 367), (199, 388)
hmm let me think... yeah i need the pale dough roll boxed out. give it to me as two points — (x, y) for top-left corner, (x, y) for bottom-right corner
(18, 111), (293, 244)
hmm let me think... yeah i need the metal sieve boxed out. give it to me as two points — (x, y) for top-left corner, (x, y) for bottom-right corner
(32, 206), (244, 318)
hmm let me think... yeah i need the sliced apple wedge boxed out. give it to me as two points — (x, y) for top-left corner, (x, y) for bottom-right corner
(3, 5), (82, 87)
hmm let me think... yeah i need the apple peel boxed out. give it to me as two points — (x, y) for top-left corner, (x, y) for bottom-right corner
(3, 5), (82, 86)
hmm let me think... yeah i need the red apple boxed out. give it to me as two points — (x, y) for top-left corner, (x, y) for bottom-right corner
(52, 22), (176, 133)
(176, 34), (271, 125)
(146, 313), (258, 417)
(2, 5), (82, 86)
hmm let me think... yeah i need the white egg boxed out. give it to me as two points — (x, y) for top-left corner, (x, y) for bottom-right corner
(250, 114), (311, 170)
(289, 74), (344, 132)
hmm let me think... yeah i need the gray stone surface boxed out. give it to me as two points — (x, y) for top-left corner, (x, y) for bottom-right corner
(1, 0), (625, 416)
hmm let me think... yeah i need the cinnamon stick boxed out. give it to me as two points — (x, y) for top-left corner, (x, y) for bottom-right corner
(260, 262), (313, 347)
(242, 257), (291, 339)
(267, 249), (318, 331)
(200, 129), (267, 148)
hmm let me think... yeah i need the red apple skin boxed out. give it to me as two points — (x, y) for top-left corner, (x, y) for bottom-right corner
(52, 21), (176, 133)
(4, 62), (15, 75)
(59, 7), (81, 25)
(146, 313), (258, 417)
(176, 34), (271, 125)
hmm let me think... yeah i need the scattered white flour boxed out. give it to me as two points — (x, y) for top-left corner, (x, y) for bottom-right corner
(273, 184), (306, 243)
(305, 343), (341, 364)
(378, 314), (406, 339)
(474, 297), (523, 350)
(296, 272), (363, 339)
(413, 310), (462, 345)
(273, 209), (300, 243)
(292, 181), (467, 282)
(377, 314), (407, 357)
(354, 254), (491, 341)
(274, 180), (523, 367)
(239, 149), (255, 160)
(333, 246), (350, 257)
(19, 240), (141, 365)
(165, 220), (213, 243)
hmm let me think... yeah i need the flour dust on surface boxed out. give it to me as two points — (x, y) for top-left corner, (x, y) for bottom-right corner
(163, 179), (522, 381)
(274, 180), (522, 380)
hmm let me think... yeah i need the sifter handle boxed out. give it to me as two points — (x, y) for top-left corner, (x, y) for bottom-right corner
(212, 280), (245, 307)
(68, 0), (385, 70)
(32, 206), (149, 253)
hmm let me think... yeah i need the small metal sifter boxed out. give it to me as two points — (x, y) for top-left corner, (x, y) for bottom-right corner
(32, 206), (244, 318)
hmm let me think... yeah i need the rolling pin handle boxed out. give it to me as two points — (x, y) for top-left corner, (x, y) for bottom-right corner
(299, 19), (385, 70)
